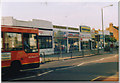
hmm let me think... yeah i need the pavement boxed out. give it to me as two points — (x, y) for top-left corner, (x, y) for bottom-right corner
(40, 49), (117, 64)
(103, 73), (119, 81)
(92, 72), (119, 81)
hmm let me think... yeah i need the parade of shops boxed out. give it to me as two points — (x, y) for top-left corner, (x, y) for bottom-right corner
(1, 17), (118, 55)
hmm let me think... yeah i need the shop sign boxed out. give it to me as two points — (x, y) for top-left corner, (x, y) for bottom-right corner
(100, 35), (103, 39)
(53, 25), (67, 29)
(91, 30), (95, 33)
(98, 31), (103, 34)
(80, 26), (90, 33)
(80, 33), (91, 41)
(39, 30), (53, 36)
(68, 32), (79, 37)
(95, 30), (98, 34)
(91, 34), (95, 38)
(55, 37), (67, 40)
(54, 31), (67, 37)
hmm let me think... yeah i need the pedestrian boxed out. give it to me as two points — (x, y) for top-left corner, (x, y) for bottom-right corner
(110, 43), (114, 53)
(23, 37), (30, 52)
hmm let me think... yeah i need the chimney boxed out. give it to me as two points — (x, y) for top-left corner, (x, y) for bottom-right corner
(109, 23), (113, 27)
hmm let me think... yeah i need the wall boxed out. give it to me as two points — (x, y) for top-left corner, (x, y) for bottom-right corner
(1, 17), (53, 29)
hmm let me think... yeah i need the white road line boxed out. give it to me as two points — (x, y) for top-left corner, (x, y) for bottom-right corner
(77, 63), (85, 66)
(77, 55), (117, 66)
(12, 75), (36, 81)
(21, 67), (40, 72)
(115, 54), (118, 57)
(12, 70), (54, 80)
(13, 66), (76, 80)
(100, 58), (104, 60)
(37, 70), (53, 76)
(55, 66), (75, 71)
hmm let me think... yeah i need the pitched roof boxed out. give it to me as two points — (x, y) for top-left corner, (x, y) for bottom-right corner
(113, 26), (119, 30)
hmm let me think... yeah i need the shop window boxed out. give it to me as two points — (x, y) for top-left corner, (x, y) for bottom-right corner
(68, 38), (79, 51)
(54, 38), (67, 53)
(38, 36), (52, 49)
(81, 41), (90, 50)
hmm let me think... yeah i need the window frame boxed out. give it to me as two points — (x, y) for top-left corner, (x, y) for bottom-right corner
(1, 32), (4, 51)
(2, 32), (23, 52)
(38, 36), (52, 49)
(23, 33), (38, 53)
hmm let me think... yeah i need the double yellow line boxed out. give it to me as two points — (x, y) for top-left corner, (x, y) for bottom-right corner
(91, 76), (106, 81)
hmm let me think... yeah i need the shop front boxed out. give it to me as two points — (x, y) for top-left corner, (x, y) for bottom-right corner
(79, 26), (91, 50)
(91, 29), (96, 49)
(53, 31), (67, 53)
(68, 32), (79, 52)
(38, 29), (54, 55)
(80, 33), (91, 50)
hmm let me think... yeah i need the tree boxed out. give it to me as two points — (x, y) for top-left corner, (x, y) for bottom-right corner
(110, 37), (117, 43)
(105, 35), (110, 43)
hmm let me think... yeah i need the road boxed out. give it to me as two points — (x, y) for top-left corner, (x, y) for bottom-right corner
(2, 53), (118, 81)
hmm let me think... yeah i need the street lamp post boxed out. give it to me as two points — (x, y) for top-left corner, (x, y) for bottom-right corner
(101, 4), (113, 50)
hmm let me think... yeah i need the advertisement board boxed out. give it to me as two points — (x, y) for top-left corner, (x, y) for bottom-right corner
(68, 32), (79, 37)
(53, 31), (67, 37)
(39, 30), (53, 36)
(80, 26), (90, 33)
(80, 33), (91, 41)
(91, 34), (95, 38)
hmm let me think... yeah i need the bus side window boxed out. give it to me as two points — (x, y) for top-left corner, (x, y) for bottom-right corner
(4, 32), (22, 51)
(23, 33), (38, 53)
(23, 33), (30, 52)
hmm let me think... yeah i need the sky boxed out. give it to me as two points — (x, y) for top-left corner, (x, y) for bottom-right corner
(1, 0), (119, 30)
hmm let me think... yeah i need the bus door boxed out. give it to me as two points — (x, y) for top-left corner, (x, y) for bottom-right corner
(23, 33), (39, 64)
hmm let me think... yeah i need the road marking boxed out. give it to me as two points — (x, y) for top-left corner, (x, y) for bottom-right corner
(21, 67), (40, 72)
(37, 70), (53, 76)
(12, 75), (37, 81)
(115, 54), (118, 57)
(12, 70), (54, 81)
(77, 63), (85, 66)
(56, 66), (76, 70)
(77, 55), (117, 67)
(91, 76), (102, 81)
(100, 58), (104, 60)
(13, 65), (78, 80)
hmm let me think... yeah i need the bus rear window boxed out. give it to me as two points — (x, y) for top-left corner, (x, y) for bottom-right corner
(4, 32), (22, 51)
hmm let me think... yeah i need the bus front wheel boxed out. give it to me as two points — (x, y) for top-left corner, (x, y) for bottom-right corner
(10, 61), (21, 73)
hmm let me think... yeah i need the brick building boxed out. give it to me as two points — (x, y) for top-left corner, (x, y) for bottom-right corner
(106, 23), (119, 41)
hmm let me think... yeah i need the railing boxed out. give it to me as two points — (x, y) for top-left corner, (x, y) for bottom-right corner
(40, 47), (118, 63)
